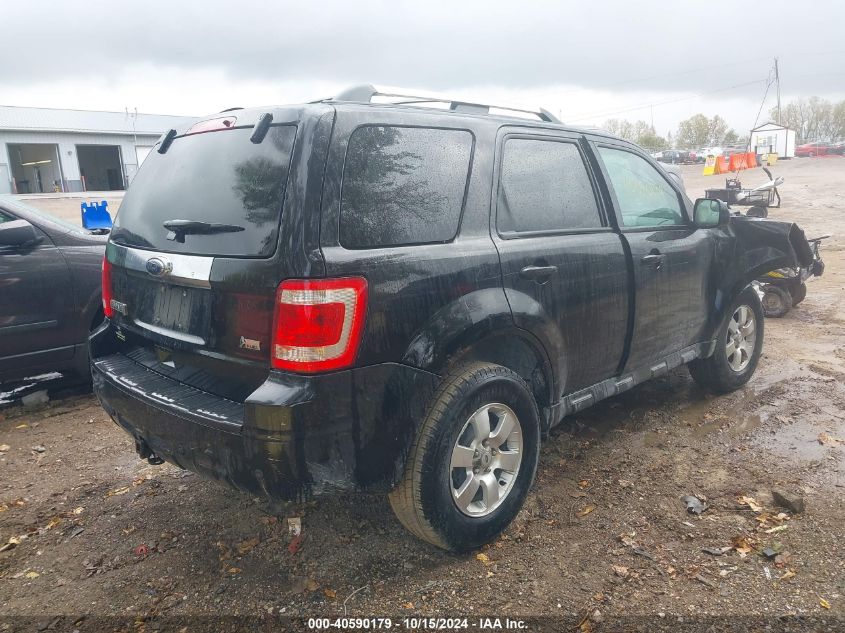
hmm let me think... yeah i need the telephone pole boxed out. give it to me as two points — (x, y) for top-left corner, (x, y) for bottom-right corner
(774, 57), (781, 125)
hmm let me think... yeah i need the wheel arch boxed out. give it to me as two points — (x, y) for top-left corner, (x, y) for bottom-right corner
(400, 288), (556, 425)
(436, 331), (555, 428)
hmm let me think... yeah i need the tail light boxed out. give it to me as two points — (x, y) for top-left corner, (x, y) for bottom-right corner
(102, 256), (114, 318)
(271, 277), (368, 373)
(186, 116), (237, 135)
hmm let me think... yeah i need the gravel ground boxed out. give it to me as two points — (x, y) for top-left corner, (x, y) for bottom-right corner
(1, 158), (844, 631)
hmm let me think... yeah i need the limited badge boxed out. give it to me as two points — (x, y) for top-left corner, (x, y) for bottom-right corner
(239, 336), (261, 351)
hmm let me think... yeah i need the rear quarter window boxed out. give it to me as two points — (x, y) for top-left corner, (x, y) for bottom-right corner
(339, 126), (473, 249)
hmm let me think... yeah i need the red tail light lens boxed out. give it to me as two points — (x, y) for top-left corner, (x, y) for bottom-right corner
(271, 277), (368, 373)
(102, 256), (114, 318)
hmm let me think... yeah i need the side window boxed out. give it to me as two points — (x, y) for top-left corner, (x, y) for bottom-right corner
(498, 138), (602, 234)
(339, 126), (473, 248)
(0, 210), (13, 223)
(598, 147), (685, 227)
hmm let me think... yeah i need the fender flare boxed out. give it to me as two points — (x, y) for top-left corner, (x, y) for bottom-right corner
(401, 287), (556, 408)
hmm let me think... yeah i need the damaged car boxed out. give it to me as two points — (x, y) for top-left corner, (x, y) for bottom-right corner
(90, 85), (812, 551)
(1, 198), (106, 383)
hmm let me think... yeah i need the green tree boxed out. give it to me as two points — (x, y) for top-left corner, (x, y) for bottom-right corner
(601, 119), (667, 151)
(676, 114), (735, 148)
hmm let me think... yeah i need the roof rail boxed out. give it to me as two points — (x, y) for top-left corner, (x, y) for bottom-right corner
(329, 84), (560, 124)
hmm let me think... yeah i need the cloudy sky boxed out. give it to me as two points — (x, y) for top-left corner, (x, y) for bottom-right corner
(2, 0), (843, 135)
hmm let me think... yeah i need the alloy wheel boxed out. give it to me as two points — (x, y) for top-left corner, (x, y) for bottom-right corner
(726, 304), (756, 372)
(449, 403), (523, 517)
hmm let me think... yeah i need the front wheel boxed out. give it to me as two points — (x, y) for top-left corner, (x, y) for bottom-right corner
(388, 362), (541, 551)
(689, 286), (764, 394)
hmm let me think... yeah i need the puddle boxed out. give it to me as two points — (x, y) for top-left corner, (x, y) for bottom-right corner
(688, 412), (767, 440)
(753, 416), (845, 466)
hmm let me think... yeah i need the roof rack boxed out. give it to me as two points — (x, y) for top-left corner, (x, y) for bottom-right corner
(328, 84), (560, 124)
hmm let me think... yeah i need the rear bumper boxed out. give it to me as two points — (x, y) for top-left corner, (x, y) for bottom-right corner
(91, 333), (438, 500)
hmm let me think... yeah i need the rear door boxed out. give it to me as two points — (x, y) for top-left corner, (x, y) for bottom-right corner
(492, 129), (629, 397)
(591, 141), (715, 371)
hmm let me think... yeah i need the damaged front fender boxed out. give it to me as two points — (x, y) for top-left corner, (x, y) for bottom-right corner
(705, 216), (813, 340)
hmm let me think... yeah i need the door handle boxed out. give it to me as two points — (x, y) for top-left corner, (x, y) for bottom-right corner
(641, 254), (664, 269)
(519, 265), (558, 281)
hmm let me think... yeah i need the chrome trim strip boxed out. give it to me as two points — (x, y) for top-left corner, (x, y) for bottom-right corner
(133, 319), (206, 345)
(107, 243), (213, 288)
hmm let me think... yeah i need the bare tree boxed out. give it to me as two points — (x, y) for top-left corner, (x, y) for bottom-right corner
(773, 97), (845, 142)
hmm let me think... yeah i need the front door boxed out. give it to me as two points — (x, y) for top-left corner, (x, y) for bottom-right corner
(0, 210), (74, 373)
(492, 130), (629, 398)
(592, 143), (714, 371)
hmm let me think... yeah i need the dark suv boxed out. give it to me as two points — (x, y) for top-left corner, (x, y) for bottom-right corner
(91, 85), (809, 551)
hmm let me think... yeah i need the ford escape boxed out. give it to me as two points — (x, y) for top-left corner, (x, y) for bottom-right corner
(91, 85), (811, 551)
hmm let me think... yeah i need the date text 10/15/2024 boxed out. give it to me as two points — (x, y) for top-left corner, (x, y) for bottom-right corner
(306, 617), (528, 630)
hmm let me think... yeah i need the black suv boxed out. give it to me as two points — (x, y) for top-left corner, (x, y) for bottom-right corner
(91, 85), (809, 551)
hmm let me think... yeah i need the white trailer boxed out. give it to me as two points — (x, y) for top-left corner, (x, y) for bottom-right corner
(751, 122), (796, 159)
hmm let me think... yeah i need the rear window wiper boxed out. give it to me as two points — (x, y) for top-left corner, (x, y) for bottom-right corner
(162, 220), (245, 243)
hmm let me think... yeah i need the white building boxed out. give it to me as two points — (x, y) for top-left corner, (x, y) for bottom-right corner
(0, 106), (193, 194)
(750, 122), (796, 159)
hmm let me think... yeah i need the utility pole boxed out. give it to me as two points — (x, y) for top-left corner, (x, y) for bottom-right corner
(774, 57), (781, 125)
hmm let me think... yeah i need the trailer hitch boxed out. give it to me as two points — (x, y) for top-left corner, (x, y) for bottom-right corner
(134, 437), (165, 466)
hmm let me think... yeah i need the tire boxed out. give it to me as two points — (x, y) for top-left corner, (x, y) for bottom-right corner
(789, 282), (807, 306)
(761, 285), (793, 318)
(689, 286), (765, 394)
(388, 362), (541, 551)
(747, 205), (768, 218)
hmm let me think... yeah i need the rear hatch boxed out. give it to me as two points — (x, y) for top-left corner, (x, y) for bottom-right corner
(104, 107), (329, 401)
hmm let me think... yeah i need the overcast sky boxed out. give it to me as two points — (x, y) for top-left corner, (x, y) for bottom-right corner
(2, 0), (844, 135)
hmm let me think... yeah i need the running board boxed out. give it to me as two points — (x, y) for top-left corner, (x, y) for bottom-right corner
(552, 341), (715, 425)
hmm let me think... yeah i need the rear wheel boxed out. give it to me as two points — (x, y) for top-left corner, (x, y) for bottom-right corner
(747, 205), (768, 218)
(388, 362), (540, 551)
(689, 286), (764, 394)
(761, 285), (792, 317)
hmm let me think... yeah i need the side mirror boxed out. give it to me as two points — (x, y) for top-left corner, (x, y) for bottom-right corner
(0, 219), (42, 249)
(693, 198), (730, 228)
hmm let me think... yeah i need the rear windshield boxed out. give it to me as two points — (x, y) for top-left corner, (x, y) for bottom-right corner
(111, 125), (296, 257)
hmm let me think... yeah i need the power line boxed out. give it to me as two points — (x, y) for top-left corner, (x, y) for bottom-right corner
(554, 55), (773, 97)
(565, 78), (767, 123)
(559, 49), (845, 98)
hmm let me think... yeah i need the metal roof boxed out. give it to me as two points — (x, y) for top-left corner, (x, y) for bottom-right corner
(0, 105), (194, 136)
(751, 121), (792, 132)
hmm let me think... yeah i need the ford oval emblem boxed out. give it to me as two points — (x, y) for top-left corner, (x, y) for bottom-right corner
(145, 257), (171, 277)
